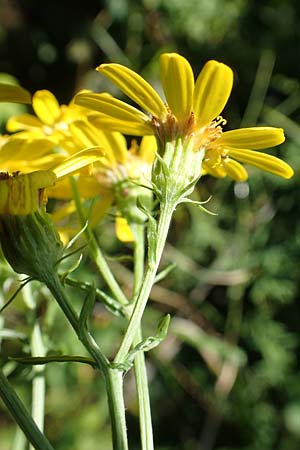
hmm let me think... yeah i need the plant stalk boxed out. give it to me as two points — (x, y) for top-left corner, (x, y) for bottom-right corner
(47, 275), (129, 450)
(0, 370), (55, 450)
(114, 198), (176, 363)
(132, 223), (154, 450)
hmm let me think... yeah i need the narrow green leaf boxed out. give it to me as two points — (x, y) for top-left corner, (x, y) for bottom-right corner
(11, 355), (97, 367)
(154, 263), (176, 284)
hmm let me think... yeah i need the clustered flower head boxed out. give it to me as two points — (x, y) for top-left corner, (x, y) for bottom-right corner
(76, 53), (294, 182)
(0, 52), (294, 247)
(47, 119), (156, 241)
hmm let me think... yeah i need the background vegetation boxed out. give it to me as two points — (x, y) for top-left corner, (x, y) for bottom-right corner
(1, 1), (300, 449)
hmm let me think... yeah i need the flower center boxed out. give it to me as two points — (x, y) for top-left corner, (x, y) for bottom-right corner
(151, 108), (227, 154)
(192, 116), (228, 168)
(96, 152), (152, 192)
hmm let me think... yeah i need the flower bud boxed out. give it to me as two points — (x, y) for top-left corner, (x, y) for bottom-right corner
(0, 171), (63, 283)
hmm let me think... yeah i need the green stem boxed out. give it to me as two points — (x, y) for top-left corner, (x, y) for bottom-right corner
(134, 328), (154, 450)
(68, 178), (131, 449)
(132, 223), (154, 450)
(46, 275), (80, 335)
(30, 321), (46, 446)
(105, 369), (129, 450)
(46, 274), (108, 370)
(22, 283), (46, 450)
(115, 198), (176, 363)
(47, 274), (128, 450)
(69, 177), (128, 306)
(0, 369), (55, 450)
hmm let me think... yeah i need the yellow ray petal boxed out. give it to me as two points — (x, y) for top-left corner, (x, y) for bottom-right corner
(0, 138), (26, 163)
(69, 121), (128, 166)
(228, 147), (294, 178)
(160, 53), (194, 121)
(223, 158), (248, 181)
(96, 130), (128, 165)
(9, 129), (45, 140)
(6, 114), (43, 132)
(77, 175), (110, 197)
(139, 135), (157, 163)
(29, 154), (66, 170)
(193, 60), (233, 127)
(46, 177), (73, 199)
(88, 113), (152, 136)
(97, 63), (167, 119)
(219, 127), (285, 149)
(32, 90), (61, 125)
(89, 195), (114, 227)
(17, 139), (56, 160)
(202, 162), (227, 178)
(53, 148), (104, 179)
(115, 216), (134, 242)
(4, 154), (65, 174)
(69, 120), (101, 148)
(0, 84), (31, 103)
(51, 200), (76, 221)
(0, 137), (56, 170)
(75, 93), (152, 135)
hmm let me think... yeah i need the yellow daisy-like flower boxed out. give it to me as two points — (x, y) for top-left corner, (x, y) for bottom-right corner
(0, 134), (65, 173)
(48, 119), (156, 241)
(6, 89), (88, 153)
(0, 148), (104, 215)
(75, 53), (293, 181)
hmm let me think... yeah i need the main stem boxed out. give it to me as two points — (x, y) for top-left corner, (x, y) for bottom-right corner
(46, 275), (129, 450)
(105, 369), (129, 450)
(115, 197), (176, 364)
(132, 223), (154, 450)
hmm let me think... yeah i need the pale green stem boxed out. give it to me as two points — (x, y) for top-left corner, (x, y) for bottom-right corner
(115, 197), (176, 364)
(69, 177), (128, 306)
(132, 223), (154, 450)
(29, 321), (46, 449)
(134, 328), (154, 450)
(0, 369), (55, 450)
(22, 283), (46, 450)
(11, 426), (27, 450)
(105, 369), (129, 450)
(46, 274), (128, 450)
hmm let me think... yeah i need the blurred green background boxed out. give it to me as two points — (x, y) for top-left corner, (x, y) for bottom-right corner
(1, 0), (300, 449)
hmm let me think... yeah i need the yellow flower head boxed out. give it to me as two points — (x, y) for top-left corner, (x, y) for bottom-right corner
(6, 89), (89, 150)
(75, 53), (293, 181)
(48, 120), (156, 241)
(0, 170), (57, 215)
(0, 148), (103, 216)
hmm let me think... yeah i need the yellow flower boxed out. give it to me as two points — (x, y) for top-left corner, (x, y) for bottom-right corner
(0, 170), (57, 215)
(48, 120), (156, 241)
(0, 135), (65, 173)
(75, 53), (293, 181)
(6, 89), (88, 152)
(0, 88), (102, 178)
(0, 148), (104, 215)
